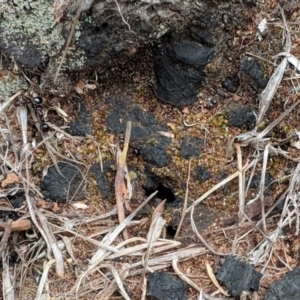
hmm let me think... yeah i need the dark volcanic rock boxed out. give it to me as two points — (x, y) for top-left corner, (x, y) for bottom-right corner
(106, 97), (171, 167)
(173, 41), (215, 68)
(68, 98), (93, 136)
(0, 210), (19, 221)
(222, 76), (240, 93)
(147, 271), (187, 300)
(0, 27), (42, 70)
(153, 35), (214, 106)
(195, 166), (211, 182)
(227, 106), (256, 130)
(40, 162), (85, 202)
(78, 20), (140, 68)
(248, 173), (273, 189)
(180, 136), (204, 159)
(264, 268), (300, 300)
(217, 256), (262, 296)
(241, 57), (269, 89)
(90, 163), (114, 199)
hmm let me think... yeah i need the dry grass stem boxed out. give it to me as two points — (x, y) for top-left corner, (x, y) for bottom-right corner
(2, 250), (14, 300)
(175, 160), (191, 239)
(235, 143), (245, 220)
(206, 263), (229, 296)
(115, 121), (132, 240)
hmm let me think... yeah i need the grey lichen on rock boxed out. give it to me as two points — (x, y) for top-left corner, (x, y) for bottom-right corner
(0, 0), (65, 69)
(0, 70), (28, 99)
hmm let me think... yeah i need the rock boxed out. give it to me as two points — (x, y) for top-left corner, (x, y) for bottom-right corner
(264, 268), (300, 300)
(90, 163), (114, 199)
(68, 98), (93, 136)
(222, 76), (240, 93)
(180, 136), (204, 159)
(173, 41), (215, 68)
(240, 57), (269, 89)
(227, 106), (256, 130)
(40, 162), (85, 202)
(0, 28), (42, 70)
(153, 36), (213, 106)
(106, 97), (171, 167)
(195, 166), (211, 182)
(248, 173), (273, 189)
(217, 256), (263, 296)
(8, 193), (26, 209)
(147, 271), (187, 300)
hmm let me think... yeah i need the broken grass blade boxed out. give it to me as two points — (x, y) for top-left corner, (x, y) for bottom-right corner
(172, 258), (203, 293)
(2, 250), (14, 300)
(0, 90), (23, 114)
(89, 191), (158, 266)
(35, 259), (55, 300)
(74, 191), (158, 296)
(206, 262), (229, 296)
(256, 57), (288, 126)
(260, 142), (271, 232)
(16, 106), (28, 146)
(235, 143), (245, 220)
(100, 264), (130, 300)
(35, 209), (64, 277)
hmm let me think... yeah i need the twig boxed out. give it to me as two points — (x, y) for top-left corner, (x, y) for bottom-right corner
(175, 160), (191, 239)
(260, 142), (270, 232)
(115, 121), (132, 240)
(0, 219), (12, 256)
(54, 3), (82, 82)
(235, 143), (245, 221)
(114, 0), (132, 32)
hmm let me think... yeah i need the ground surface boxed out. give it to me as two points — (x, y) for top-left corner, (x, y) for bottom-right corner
(1, 0), (300, 299)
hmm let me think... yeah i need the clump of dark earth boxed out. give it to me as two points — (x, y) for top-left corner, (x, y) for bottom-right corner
(0, 27), (41, 69)
(40, 162), (85, 202)
(106, 97), (171, 167)
(248, 173), (273, 189)
(78, 18), (140, 68)
(226, 106), (256, 130)
(180, 136), (204, 159)
(90, 163), (115, 199)
(0, 192), (26, 221)
(195, 166), (211, 182)
(217, 171), (228, 182)
(147, 271), (186, 300)
(8, 192), (26, 209)
(0, 210), (19, 221)
(240, 57), (269, 89)
(217, 256), (263, 296)
(68, 97), (93, 136)
(153, 31), (214, 106)
(7, 251), (19, 265)
(264, 267), (300, 300)
(222, 75), (240, 93)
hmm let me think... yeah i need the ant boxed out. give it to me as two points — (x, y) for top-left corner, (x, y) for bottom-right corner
(15, 95), (50, 133)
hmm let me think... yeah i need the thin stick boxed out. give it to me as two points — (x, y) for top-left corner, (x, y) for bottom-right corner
(260, 142), (270, 232)
(114, 0), (132, 32)
(235, 143), (245, 221)
(175, 160), (191, 239)
(54, 3), (82, 82)
(115, 121), (132, 240)
(0, 219), (12, 256)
